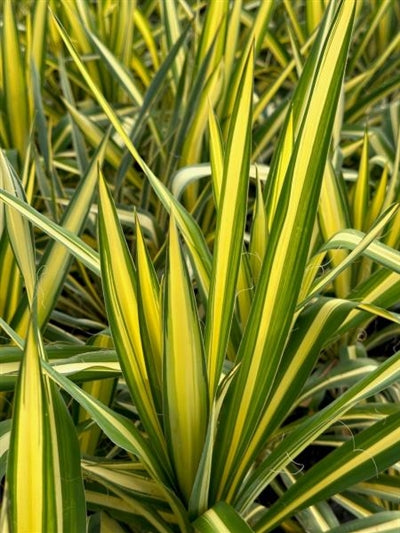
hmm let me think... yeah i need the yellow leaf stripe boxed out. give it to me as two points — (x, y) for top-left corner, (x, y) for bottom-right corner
(214, 0), (355, 500)
(164, 217), (208, 501)
(98, 173), (168, 466)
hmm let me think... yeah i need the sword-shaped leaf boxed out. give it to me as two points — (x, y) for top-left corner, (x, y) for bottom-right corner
(204, 45), (253, 398)
(0, 190), (100, 276)
(97, 171), (169, 471)
(318, 161), (352, 298)
(193, 502), (254, 533)
(328, 512), (400, 533)
(213, 0), (355, 501)
(6, 307), (85, 532)
(236, 348), (400, 513)
(163, 216), (208, 502)
(135, 215), (162, 411)
(1, 0), (30, 157)
(255, 411), (400, 532)
(0, 152), (36, 305)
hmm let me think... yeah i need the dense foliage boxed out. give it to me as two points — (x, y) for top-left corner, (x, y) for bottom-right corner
(1, 1), (400, 532)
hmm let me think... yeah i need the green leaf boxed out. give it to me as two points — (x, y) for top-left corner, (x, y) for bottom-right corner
(161, 0), (185, 88)
(2, 134), (108, 335)
(193, 502), (254, 533)
(255, 411), (400, 532)
(318, 161), (351, 298)
(328, 512), (400, 533)
(189, 366), (240, 517)
(300, 203), (399, 307)
(237, 348), (400, 514)
(352, 130), (370, 231)
(249, 177), (268, 284)
(250, 297), (355, 439)
(0, 419), (11, 480)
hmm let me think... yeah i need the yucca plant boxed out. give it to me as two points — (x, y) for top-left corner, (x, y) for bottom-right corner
(1, 1), (400, 532)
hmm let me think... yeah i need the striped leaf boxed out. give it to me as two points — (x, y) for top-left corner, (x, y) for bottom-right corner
(1, 0), (30, 157)
(5, 134), (108, 335)
(2, 3), (399, 531)
(85, 29), (143, 107)
(319, 226), (400, 274)
(328, 512), (400, 533)
(204, 45), (253, 398)
(339, 270), (400, 335)
(180, 64), (223, 170)
(135, 216), (163, 410)
(81, 459), (167, 505)
(6, 308), (85, 532)
(170, 162), (269, 203)
(255, 411), (400, 532)
(236, 347), (400, 513)
(0, 152), (36, 305)
(221, 1), (274, 128)
(193, 502), (254, 533)
(97, 171), (169, 471)
(0, 419), (11, 480)
(189, 366), (240, 517)
(0, 190), (100, 276)
(355, 475), (400, 503)
(42, 361), (169, 481)
(30, 0), (48, 79)
(352, 130), (370, 232)
(62, 101), (141, 189)
(249, 177), (268, 284)
(43, 361), (191, 532)
(161, 0), (185, 88)
(213, 0), (355, 502)
(300, 203), (399, 306)
(318, 161), (352, 297)
(163, 216), (208, 502)
(247, 297), (355, 440)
